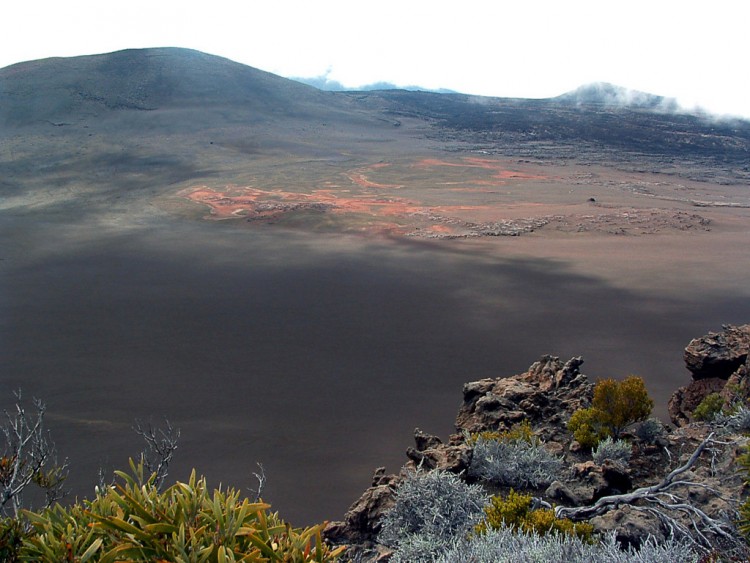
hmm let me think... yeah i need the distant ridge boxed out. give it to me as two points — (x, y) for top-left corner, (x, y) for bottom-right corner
(0, 47), (341, 126)
(1, 48), (747, 169)
(291, 74), (458, 95)
(554, 82), (680, 111)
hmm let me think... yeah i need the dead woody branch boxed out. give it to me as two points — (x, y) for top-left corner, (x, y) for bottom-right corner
(133, 418), (180, 490)
(555, 433), (743, 552)
(1, 391), (68, 516)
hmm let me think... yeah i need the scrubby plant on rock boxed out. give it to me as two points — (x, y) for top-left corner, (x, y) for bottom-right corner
(592, 437), (632, 466)
(693, 392), (725, 422)
(468, 420), (563, 489)
(436, 528), (699, 563)
(475, 489), (594, 542)
(736, 445), (750, 543)
(557, 433), (745, 556)
(378, 469), (487, 559)
(568, 376), (653, 448)
(634, 417), (665, 444)
(719, 405), (750, 433)
(20, 459), (344, 562)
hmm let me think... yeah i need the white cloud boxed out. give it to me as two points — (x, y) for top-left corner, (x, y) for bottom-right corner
(2, 0), (748, 117)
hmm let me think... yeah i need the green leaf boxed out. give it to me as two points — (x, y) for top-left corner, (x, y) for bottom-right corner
(80, 538), (103, 562)
(144, 522), (179, 535)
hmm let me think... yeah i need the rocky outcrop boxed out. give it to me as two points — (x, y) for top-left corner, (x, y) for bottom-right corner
(669, 325), (750, 426)
(324, 468), (401, 546)
(405, 429), (472, 474)
(668, 377), (727, 427)
(590, 504), (666, 549)
(323, 428), (472, 549)
(455, 355), (593, 443)
(328, 341), (750, 560)
(684, 324), (750, 380)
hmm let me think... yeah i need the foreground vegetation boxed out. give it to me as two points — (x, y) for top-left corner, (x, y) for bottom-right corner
(4, 369), (750, 562)
(2, 458), (344, 562)
(0, 394), (343, 562)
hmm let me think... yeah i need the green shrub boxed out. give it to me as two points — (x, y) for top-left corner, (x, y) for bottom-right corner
(475, 489), (594, 543)
(568, 376), (653, 448)
(468, 420), (535, 445)
(20, 459), (344, 562)
(737, 446), (750, 543)
(0, 517), (26, 563)
(567, 408), (610, 449)
(693, 393), (725, 422)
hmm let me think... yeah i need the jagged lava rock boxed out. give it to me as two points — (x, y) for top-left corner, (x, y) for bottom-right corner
(405, 428), (471, 473)
(455, 355), (593, 441)
(684, 324), (750, 380)
(668, 377), (727, 427)
(323, 467), (402, 545)
(669, 324), (750, 425)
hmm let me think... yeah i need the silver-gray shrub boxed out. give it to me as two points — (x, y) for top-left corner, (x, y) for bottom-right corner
(592, 436), (632, 465)
(635, 417), (665, 443)
(714, 405), (750, 433)
(468, 435), (563, 488)
(436, 529), (699, 563)
(378, 469), (488, 550)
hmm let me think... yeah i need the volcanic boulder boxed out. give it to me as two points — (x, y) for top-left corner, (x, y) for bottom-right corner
(684, 324), (750, 380)
(455, 355), (593, 443)
(669, 324), (750, 426)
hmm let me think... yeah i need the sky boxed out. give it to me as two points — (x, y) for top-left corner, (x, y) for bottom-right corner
(2, 0), (749, 118)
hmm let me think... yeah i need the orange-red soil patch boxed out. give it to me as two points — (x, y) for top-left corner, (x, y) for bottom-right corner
(345, 163), (403, 189)
(182, 185), (427, 221)
(413, 157), (548, 184)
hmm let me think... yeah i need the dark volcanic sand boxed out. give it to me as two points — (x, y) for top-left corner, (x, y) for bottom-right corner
(3, 48), (750, 527)
(2, 214), (749, 525)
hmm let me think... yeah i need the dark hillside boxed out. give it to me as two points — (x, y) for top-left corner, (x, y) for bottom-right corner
(0, 47), (355, 127)
(349, 87), (750, 169)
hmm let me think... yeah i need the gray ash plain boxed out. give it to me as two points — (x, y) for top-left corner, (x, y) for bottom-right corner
(1, 48), (749, 524)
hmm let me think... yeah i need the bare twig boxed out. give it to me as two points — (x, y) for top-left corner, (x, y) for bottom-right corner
(133, 418), (180, 490)
(1, 391), (68, 516)
(555, 433), (742, 552)
(248, 462), (267, 502)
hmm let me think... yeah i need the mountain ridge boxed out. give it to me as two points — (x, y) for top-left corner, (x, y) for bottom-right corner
(0, 47), (350, 127)
(1, 47), (734, 126)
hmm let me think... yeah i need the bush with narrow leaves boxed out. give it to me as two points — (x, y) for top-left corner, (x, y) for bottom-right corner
(713, 405), (750, 433)
(436, 528), (699, 563)
(20, 459), (344, 562)
(693, 393), (725, 422)
(378, 469), (487, 550)
(475, 489), (594, 542)
(568, 376), (653, 448)
(468, 423), (562, 489)
(0, 517), (25, 562)
(592, 437), (632, 465)
(634, 418), (665, 443)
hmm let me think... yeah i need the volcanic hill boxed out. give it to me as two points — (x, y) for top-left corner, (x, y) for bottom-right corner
(2, 47), (750, 525)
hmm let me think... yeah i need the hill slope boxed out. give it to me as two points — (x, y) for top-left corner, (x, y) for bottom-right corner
(0, 47), (352, 127)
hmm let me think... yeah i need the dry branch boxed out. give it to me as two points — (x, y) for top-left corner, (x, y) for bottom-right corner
(555, 433), (742, 551)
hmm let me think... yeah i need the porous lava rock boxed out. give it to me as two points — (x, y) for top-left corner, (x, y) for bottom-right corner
(668, 377), (727, 427)
(323, 467), (401, 546)
(455, 355), (593, 443)
(684, 324), (750, 380)
(669, 325), (750, 425)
